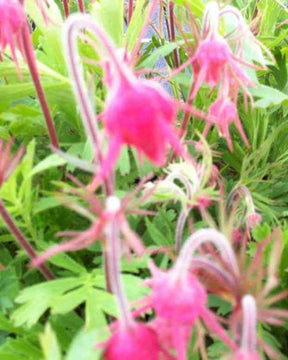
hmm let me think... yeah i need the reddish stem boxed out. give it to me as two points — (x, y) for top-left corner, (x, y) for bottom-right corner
(21, 23), (59, 148)
(128, 0), (133, 24)
(78, 0), (85, 13)
(63, 0), (70, 18)
(0, 200), (54, 280)
(169, 2), (179, 67)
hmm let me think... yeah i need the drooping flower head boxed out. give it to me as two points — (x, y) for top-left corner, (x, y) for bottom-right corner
(104, 323), (161, 360)
(62, 14), (201, 191)
(206, 96), (249, 151)
(149, 262), (207, 325)
(0, 0), (26, 73)
(189, 1), (268, 101)
(145, 229), (239, 357)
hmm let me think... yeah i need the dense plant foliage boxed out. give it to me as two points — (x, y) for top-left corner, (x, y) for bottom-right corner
(0, 0), (288, 359)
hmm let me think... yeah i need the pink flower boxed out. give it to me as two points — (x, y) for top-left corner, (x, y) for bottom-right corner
(151, 271), (207, 324)
(104, 323), (161, 360)
(232, 349), (260, 360)
(0, 0), (26, 73)
(192, 34), (233, 89)
(89, 75), (186, 190)
(104, 79), (178, 167)
(205, 97), (249, 151)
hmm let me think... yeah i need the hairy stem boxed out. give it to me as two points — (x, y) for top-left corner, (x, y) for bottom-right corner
(78, 0), (85, 13)
(0, 200), (54, 280)
(63, 0), (70, 18)
(241, 295), (257, 351)
(21, 23), (59, 148)
(169, 2), (179, 67)
(128, 0), (133, 24)
(174, 228), (239, 279)
(105, 197), (133, 328)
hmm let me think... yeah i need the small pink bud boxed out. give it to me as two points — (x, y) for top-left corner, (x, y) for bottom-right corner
(232, 228), (243, 243)
(247, 213), (261, 229)
(150, 270), (207, 324)
(104, 323), (160, 360)
(195, 196), (212, 209)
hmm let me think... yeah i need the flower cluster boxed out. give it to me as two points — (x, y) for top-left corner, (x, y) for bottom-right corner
(0, 0), (26, 74)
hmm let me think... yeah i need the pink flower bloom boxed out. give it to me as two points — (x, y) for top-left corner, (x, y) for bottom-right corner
(0, 0), (26, 73)
(63, 14), (193, 191)
(192, 34), (233, 89)
(104, 323), (161, 360)
(205, 97), (249, 151)
(232, 349), (260, 360)
(89, 69), (189, 191)
(104, 78), (179, 167)
(150, 271), (207, 324)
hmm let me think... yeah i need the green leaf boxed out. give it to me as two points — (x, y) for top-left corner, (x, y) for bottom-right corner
(251, 85), (288, 108)
(12, 277), (83, 328)
(51, 287), (88, 315)
(116, 147), (130, 176)
(173, 0), (205, 17)
(29, 154), (67, 178)
(90, 0), (124, 46)
(65, 328), (102, 360)
(33, 197), (61, 215)
(252, 223), (271, 242)
(139, 42), (178, 69)
(40, 324), (62, 360)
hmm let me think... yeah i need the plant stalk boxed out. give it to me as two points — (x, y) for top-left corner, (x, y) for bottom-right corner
(0, 200), (54, 280)
(63, 0), (70, 18)
(78, 0), (85, 13)
(21, 23), (59, 148)
(169, 2), (179, 67)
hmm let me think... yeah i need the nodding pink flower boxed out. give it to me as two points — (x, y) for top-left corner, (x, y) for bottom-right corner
(103, 78), (179, 168)
(149, 265), (207, 325)
(63, 14), (206, 191)
(0, 0), (26, 74)
(148, 229), (239, 324)
(104, 323), (161, 360)
(145, 229), (239, 356)
(183, 1), (262, 101)
(205, 96), (249, 151)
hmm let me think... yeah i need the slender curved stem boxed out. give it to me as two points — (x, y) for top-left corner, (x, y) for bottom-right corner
(105, 197), (133, 328)
(174, 228), (239, 278)
(175, 208), (189, 253)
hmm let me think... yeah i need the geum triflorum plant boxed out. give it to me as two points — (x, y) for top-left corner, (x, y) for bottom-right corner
(0, 0), (287, 360)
